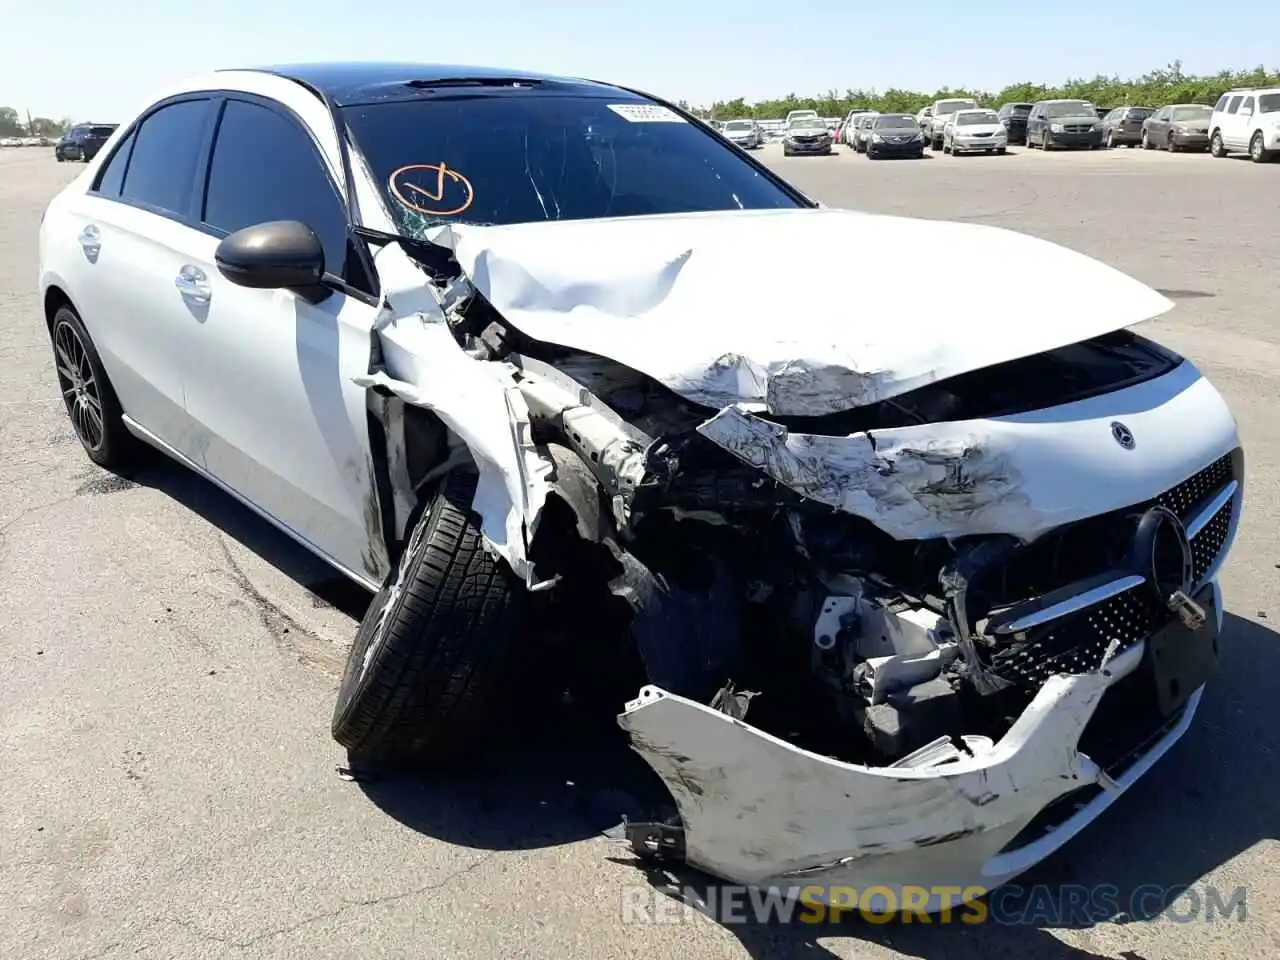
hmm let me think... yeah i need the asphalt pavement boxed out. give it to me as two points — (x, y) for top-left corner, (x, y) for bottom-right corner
(1, 142), (1277, 960)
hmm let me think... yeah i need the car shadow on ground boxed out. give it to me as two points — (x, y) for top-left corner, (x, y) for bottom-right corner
(112, 455), (374, 618)
(111, 459), (1276, 955)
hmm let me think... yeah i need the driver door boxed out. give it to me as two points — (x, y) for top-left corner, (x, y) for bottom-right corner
(164, 95), (389, 585)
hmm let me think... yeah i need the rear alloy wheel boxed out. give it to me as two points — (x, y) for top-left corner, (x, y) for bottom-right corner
(1210, 131), (1226, 158)
(50, 304), (143, 470)
(1250, 131), (1272, 163)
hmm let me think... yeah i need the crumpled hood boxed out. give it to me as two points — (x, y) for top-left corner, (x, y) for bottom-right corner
(429, 208), (1174, 416)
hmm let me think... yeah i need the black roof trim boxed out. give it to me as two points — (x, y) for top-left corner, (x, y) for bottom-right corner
(232, 62), (633, 107)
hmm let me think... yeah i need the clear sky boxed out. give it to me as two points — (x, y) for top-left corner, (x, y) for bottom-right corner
(4, 0), (1278, 120)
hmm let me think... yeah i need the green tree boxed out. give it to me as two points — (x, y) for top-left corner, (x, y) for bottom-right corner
(691, 63), (1280, 118)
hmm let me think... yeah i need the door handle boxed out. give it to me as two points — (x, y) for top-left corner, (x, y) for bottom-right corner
(77, 225), (101, 261)
(175, 264), (212, 304)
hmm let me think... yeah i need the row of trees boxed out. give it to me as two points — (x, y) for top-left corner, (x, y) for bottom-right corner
(681, 62), (1280, 120)
(0, 106), (72, 137)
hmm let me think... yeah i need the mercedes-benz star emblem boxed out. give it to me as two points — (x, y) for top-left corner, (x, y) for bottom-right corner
(1111, 421), (1135, 450)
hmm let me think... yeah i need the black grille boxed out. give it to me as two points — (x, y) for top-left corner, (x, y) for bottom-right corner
(984, 451), (1239, 688)
(1063, 123), (1093, 134)
(1155, 453), (1234, 517)
(988, 587), (1164, 687)
(1192, 504), (1232, 582)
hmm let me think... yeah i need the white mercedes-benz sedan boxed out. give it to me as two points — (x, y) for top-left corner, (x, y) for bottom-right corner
(38, 62), (1243, 914)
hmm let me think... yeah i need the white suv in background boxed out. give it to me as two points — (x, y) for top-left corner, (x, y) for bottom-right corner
(925, 97), (980, 149)
(1209, 87), (1280, 162)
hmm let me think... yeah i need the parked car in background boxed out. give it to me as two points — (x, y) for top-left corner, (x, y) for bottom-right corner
(722, 118), (763, 150)
(851, 112), (881, 153)
(54, 123), (118, 162)
(841, 107), (874, 147)
(915, 105), (933, 134)
(1025, 99), (1102, 150)
(1094, 106), (1112, 120)
(782, 116), (833, 155)
(865, 113), (925, 158)
(1209, 88), (1280, 162)
(996, 102), (1034, 144)
(943, 108), (1008, 155)
(925, 97), (979, 149)
(1100, 106), (1154, 147)
(785, 108), (819, 125)
(1141, 104), (1212, 152)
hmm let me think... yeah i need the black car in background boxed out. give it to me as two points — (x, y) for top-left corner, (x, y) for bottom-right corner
(54, 123), (118, 162)
(996, 102), (1033, 144)
(865, 114), (925, 158)
(1025, 99), (1103, 150)
(1100, 106), (1154, 147)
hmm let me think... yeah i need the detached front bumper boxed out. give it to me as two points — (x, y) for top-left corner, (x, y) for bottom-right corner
(619, 580), (1224, 914)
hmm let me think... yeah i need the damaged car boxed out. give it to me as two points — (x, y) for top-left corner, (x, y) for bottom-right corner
(38, 62), (1244, 914)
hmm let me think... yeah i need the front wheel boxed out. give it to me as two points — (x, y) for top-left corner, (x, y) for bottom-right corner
(332, 468), (525, 767)
(1168, 133), (1180, 153)
(1142, 130), (1153, 150)
(1250, 131), (1273, 163)
(997, 146), (1007, 155)
(1105, 130), (1114, 148)
(1210, 131), (1226, 157)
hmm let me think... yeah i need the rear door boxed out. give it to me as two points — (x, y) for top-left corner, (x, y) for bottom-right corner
(1230, 96), (1255, 148)
(1221, 95), (1245, 148)
(58, 97), (217, 453)
(1146, 107), (1170, 142)
(174, 94), (389, 584)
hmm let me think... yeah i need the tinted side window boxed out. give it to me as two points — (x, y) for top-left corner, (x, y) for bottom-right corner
(1226, 96), (1242, 114)
(203, 99), (350, 277)
(1241, 96), (1255, 113)
(120, 99), (213, 217)
(93, 130), (136, 197)
(1214, 95), (1229, 111)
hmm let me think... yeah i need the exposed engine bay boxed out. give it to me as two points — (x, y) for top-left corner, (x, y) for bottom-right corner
(361, 223), (1241, 768)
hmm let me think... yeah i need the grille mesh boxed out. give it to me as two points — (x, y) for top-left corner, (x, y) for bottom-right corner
(985, 452), (1238, 688)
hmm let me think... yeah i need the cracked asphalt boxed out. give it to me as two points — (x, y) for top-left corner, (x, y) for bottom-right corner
(2, 143), (1278, 960)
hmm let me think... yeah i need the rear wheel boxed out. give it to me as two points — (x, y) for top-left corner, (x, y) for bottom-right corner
(332, 468), (525, 767)
(49, 303), (144, 470)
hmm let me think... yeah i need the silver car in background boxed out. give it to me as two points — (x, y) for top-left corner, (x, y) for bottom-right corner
(722, 118), (763, 150)
(943, 108), (1009, 155)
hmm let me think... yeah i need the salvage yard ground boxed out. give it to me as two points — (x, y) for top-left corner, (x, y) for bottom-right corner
(1, 143), (1278, 960)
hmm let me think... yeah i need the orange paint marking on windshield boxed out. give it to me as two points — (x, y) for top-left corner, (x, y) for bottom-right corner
(388, 162), (475, 217)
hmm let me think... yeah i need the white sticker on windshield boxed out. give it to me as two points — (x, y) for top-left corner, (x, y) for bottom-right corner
(607, 104), (686, 123)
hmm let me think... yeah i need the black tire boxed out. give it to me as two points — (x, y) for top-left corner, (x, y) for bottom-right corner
(997, 146), (1006, 155)
(1250, 131), (1272, 163)
(1168, 133), (1179, 153)
(49, 303), (145, 470)
(1105, 130), (1114, 148)
(56, 153), (65, 162)
(332, 468), (524, 766)
(1210, 131), (1226, 158)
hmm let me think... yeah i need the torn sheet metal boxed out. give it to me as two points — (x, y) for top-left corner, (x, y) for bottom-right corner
(697, 360), (1238, 541)
(358, 243), (553, 583)
(617, 575), (1218, 913)
(429, 208), (1174, 416)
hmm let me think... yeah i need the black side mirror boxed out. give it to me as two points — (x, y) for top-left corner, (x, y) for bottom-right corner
(215, 220), (328, 299)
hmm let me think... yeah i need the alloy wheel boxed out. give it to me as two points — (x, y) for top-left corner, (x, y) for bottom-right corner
(53, 320), (105, 452)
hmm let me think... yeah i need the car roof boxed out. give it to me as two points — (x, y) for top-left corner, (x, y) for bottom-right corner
(239, 61), (642, 107)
